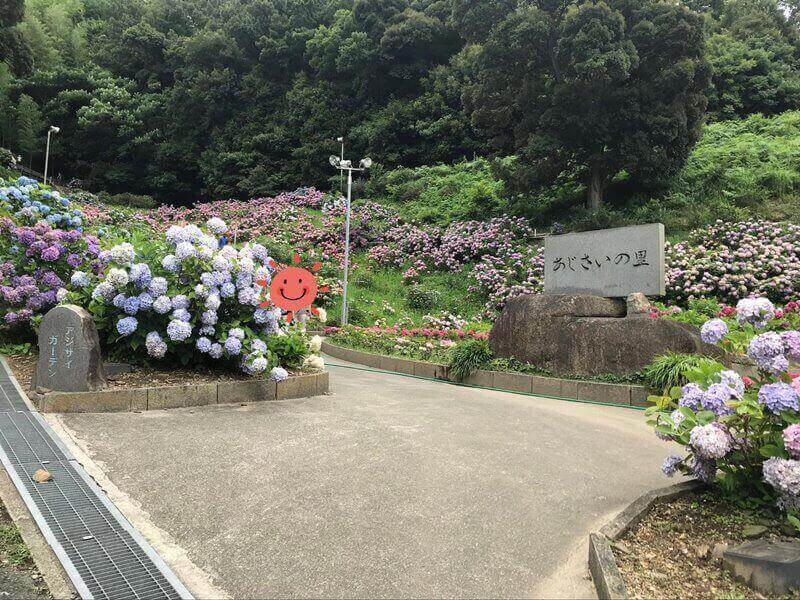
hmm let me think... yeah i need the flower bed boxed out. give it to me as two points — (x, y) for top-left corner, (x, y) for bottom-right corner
(648, 297), (800, 528)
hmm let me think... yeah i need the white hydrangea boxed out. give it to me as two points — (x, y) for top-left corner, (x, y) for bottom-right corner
(309, 335), (323, 353)
(109, 242), (135, 265)
(175, 241), (197, 261)
(107, 268), (129, 288)
(206, 217), (228, 235)
(70, 271), (90, 288)
(162, 254), (180, 272)
(303, 355), (325, 371)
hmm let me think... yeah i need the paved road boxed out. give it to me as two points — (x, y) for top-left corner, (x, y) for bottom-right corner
(51, 361), (671, 599)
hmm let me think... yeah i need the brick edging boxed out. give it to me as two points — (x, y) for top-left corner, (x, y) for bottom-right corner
(32, 371), (329, 413)
(322, 340), (649, 407)
(588, 480), (706, 599)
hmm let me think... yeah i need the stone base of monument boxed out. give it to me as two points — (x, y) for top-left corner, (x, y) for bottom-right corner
(489, 293), (714, 378)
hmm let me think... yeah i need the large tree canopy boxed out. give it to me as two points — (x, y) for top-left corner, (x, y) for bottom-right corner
(468, 0), (710, 212)
(1, 0), (799, 207)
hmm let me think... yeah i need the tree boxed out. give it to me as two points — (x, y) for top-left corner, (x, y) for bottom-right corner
(0, 0), (24, 28)
(15, 94), (44, 166)
(468, 0), (710, 212)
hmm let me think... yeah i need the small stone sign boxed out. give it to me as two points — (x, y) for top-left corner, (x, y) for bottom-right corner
(544, 223), (665, 297)
(36, 305), (106, 392)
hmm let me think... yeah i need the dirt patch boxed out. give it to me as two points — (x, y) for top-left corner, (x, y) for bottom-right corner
(5, 354), (304, 391)
(0, 497), (51, 599)
(615, 490), (800, 599)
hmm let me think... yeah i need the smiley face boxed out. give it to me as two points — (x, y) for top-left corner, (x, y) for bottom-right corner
(269, 266), (319, 313)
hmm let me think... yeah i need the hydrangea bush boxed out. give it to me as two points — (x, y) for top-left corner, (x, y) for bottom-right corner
(0, 218), (105, 328)
(649, 297), (800, 519)
(68, 218), (322, 377)
(0, 177), (85, 230)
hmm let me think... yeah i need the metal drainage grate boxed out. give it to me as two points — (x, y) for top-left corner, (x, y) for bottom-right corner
(0, 359), (192, 599)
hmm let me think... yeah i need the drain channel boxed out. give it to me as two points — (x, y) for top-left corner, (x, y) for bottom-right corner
(0, 359), (193, 599)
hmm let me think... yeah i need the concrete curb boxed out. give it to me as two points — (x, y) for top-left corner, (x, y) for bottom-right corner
(588, 480), (706, 599)
(31, 371), (329, 413)
(322, 341), (649, 406)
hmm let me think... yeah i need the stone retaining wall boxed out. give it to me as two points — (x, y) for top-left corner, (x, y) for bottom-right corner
(33, 371), (329, 413)
(322, 341), (649, 407)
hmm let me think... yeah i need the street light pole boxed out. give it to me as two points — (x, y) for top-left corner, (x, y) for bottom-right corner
(342, 168), (353, 325)
(329, 155), (372, 326)
(337, 136), (344, 196)
(43, 125), (60, 186)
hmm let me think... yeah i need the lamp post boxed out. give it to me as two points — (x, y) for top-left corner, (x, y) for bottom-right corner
(43, 125), (60, 186)
(329, 154), (372, 326)
(336, 137), (344, 196)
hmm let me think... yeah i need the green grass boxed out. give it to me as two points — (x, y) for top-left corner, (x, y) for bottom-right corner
(329, 258), (487, 327)
(0, 520), (30, 567)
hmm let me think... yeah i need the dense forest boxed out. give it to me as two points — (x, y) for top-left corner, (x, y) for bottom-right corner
(1, 0), (800, 213)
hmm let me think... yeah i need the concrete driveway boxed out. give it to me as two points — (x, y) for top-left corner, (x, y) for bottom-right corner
(48, 360), (670, 599)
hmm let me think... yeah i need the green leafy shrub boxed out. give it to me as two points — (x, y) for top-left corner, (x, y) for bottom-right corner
(407, 286), (441, 311)
(0, 147), (14, 168)
(643, 353), (721, 393)
(448, 339), (492, 382)
(370, 158), (506, 225)
(103, 192), (158, 209)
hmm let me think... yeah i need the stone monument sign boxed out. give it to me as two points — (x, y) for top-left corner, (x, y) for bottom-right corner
(35, 305), (106, 392)
(544, 223), (665, 297)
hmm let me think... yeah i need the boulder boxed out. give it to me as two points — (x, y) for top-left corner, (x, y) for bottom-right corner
(489, 294), (711, 377)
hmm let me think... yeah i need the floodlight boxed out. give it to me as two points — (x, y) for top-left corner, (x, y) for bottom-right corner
(329, 155), (340, 167)
(49, 126), (60, 133)
(359, 158), (372, 169)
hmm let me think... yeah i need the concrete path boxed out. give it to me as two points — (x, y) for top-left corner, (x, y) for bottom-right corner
(47, 360), (671, 599)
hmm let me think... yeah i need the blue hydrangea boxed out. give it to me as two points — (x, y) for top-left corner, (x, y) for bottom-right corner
(220, 282), (236, 298)
(149, 277), (168, 296)
(166, 319), (192, 342)
(199, 325), (215, 336)
(224, 337), (242, 356)
(123, 296), (140, 316)
(153, 295), (172, 314)
(251, 339), (267, 354)
(201, 310), (218, 326)
(112, 293), (126, 308)
(209, 343), (223, 359)
(758, 383), (800, 414)
(717, 370), (745, 399)
(269, 366), (288, 382)
(196, 337), (212, 353)
(129, 263), (151, 287)
(690, 423), (732, 459)
(229, 327), (245, 340)
(138, 293), (154, 310)
(171, 308), (191, 322)
(691, 457), (717, 483)
(171, 295), (189, 310)
(145, 331), (167, 358)
(250, 356), (268, 374)
(700, 319), (728, 345)
(117, 316), (138, 336)
(174, 242), (197, 261)
(70, 271), (90, 288)
(162, 254), (180, 272)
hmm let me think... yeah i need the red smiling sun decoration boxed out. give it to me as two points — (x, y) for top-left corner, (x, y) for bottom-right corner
(257, 253), (328, 324)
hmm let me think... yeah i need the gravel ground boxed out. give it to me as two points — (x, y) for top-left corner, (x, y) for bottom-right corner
(615, 490), (800, 599)
(0, 498), (51, 599)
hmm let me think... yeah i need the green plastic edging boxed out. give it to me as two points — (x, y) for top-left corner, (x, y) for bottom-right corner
(325, 361), (646, 411)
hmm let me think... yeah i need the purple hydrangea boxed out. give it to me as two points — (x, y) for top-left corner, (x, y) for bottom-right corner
(748, 332), (787, 374)
(691, 457), (718, 483)
(700, 383), (735, 416)
(116, 316), (138, 336)
(758, 382), (800, 413)
(717, 370), (745, 399)
(209, 343), (223, 359)
(782, 331), (800, 363)
(171, 295), (189, 310)
(783, 425), (800, 459)
(736, 297), (775, 328)
(678, 383), (704, 411)
(690, 423), (732, 459)
(661, 455), (684, 477)
(145, 331), (167, 358)
(251, 339), (267, 354)
(763, 457), (800, 498)
(700, 318), (728, 344)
